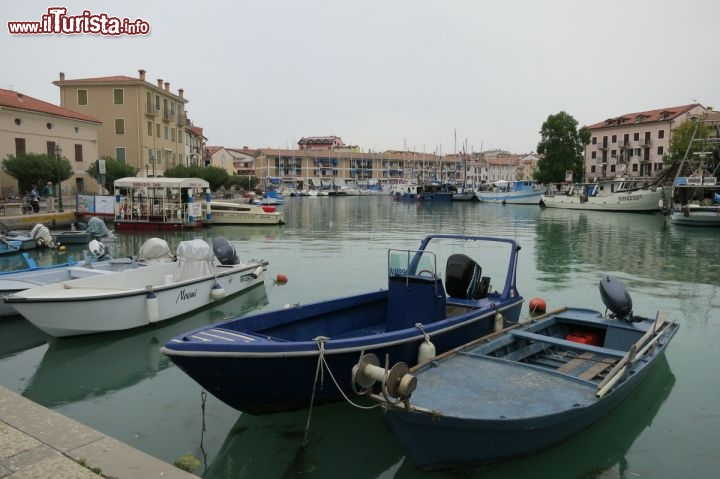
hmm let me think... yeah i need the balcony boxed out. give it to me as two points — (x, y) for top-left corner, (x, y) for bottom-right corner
(640, 139), (652, 147)
(177, 113), (186, 126)
(162, 109), (175, 122)
(145, 104), (159, 117)
(597, 143), (608, 150)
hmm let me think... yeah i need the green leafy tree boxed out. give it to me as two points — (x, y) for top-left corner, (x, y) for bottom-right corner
(3, 152), (73, 195)
(163, 165), (230, 191)
(535, 112), (590, 183)
(665, 119), (711, 164)
(86, 156), (138, 194)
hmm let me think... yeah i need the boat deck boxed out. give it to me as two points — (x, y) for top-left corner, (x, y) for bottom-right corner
(409, 354), (603, 420)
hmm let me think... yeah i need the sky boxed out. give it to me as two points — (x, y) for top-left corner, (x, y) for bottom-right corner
(3, 0), (719, 155)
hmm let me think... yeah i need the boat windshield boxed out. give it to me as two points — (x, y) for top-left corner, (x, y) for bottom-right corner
(388, 249), (437, 278)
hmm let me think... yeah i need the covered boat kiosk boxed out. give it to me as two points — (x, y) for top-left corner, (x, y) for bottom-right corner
(113, 177), (211, 231)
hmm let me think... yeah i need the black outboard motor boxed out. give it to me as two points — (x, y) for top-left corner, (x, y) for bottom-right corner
(212, 236), (239, 265)
(599, 276), (635, 321)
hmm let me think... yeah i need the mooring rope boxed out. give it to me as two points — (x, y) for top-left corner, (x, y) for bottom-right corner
(303, 336), (382, 444)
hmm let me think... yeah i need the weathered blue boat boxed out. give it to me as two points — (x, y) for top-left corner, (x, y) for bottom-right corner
(162, 234), (524, 415)
(363, 276), (678, 470)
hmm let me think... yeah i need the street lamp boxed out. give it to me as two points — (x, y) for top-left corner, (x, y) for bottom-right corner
(54, 144), (64, 212)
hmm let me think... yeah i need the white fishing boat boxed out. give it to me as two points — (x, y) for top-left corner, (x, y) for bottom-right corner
(476, 180), (545, 205)
(0, 238), (174, 318)
(661, 119), (720, 226)
(5, 237), (268, 337)
(540, 178), (663, 212)
(209, 201), (284, 225)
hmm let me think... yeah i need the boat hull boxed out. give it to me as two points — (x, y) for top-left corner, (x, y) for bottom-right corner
(164, 298), (523, 415)
(666, 206), (720, 226)
(7, 261), (266, 337)
(541, 188), (663, 211)
(476, 191), (543, 205)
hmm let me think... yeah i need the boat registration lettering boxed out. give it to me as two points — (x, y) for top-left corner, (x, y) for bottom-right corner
(390, 268), (407, 277)
(618, 194), (642, 202)
(176, 288), (198, 303)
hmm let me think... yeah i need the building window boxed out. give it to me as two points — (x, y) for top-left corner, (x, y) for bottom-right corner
(147, 120), (152, 136)
(611, 135), (617, 143)
(591, 137), (597, 145)
(74, 144), (83, 162)
(611, 150), (617, 158)
(590, 165), (596, 173)
(116, 147), (126, 162)
(115, 119), (125, 135)
(178, 130), (183, 143)
(610, 164), (616, 173)
(113, 89), (124, 105)
(164, 125), (169, 139)
(633, 132), (640, 141)
(171, 128), (176, 141)
(156, 123), (160, 138)
(46, 141), (56, 156)
(591, 151), (597, 159)
(657, 146), (664, 156)
(635, 148), (641, 157)
(15, 138), (26, 156)
(632, 163), (638, 172)
(78, 89), (88, 105)
(658, 130), (665, 139)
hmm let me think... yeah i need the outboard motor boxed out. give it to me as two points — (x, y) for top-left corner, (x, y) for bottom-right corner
(212, 236), (239, 265)
(88, 239), (111, 260)
(30, 223), (55, 248)
(599, 276), (635, 321)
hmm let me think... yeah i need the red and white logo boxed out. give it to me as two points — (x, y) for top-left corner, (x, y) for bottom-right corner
(8, 7), (150, 36)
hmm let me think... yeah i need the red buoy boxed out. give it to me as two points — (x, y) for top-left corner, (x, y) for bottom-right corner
(529, 297), (547, 316)
(275, 273), (288, 284)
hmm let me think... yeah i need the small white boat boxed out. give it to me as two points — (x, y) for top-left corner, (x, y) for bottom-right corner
(540, 178), (663, 212)
(476, 180), (545, 205)
(5, 238), (268, 337)
(209, 201), (284, 225)
(0, 238), (174, 318)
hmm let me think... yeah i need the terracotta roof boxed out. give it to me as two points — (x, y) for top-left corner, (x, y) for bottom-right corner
(205, 146), (224, 155)
(0, 88), (101, 123)
(587, 103), (700, 129)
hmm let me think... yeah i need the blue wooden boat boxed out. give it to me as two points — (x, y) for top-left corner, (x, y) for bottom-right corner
(161, 234), (524, 415)
(362, 276), (678, 470)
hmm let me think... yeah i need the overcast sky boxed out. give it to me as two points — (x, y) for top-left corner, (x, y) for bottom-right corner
(4, 0), (719, 154)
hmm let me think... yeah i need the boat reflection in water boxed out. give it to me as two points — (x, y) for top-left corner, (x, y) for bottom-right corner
(23, 283), (268, 407)
(0, 316), (49, 359)
(200, 356), (674, 479)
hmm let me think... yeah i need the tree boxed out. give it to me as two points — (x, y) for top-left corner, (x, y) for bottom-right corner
(3, 152), (73, 195)
(85, 156), (138, 194)
(665, 119), (711, 164)
(163, 165), (230, 191)
(535, 112), (590, 184)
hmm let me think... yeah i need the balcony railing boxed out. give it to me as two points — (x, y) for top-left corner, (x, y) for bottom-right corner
(145, 104), (159, 117)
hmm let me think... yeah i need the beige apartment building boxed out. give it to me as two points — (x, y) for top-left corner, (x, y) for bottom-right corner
(0, 88), (101, 198)
(584, 103), (707, 181)
(53, 69), (188, 177)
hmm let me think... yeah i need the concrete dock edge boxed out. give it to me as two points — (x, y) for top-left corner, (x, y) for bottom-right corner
(0, 386), (197, 478)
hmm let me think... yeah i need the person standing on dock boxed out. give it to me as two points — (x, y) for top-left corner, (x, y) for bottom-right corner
(44, 182), (55, 212)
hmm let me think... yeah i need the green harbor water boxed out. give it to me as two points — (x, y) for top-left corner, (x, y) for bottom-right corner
(1, 196), (718, 478)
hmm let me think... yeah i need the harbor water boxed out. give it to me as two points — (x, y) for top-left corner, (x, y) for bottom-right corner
(1, 196), (718, 478)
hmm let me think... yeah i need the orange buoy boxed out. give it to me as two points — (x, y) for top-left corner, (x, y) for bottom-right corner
(275, 273), (288, 284)
(529, 297), (547, 316)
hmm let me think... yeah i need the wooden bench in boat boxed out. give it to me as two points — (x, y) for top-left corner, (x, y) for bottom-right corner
(555, 352), (617, 381)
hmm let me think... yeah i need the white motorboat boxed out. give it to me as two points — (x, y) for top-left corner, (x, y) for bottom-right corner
(0, 238), (174, 318)
(476, 180), (545, 205)
(209, 201), (284, 225)
(5, 237), (268, 337)
(540, 178), (663, 212)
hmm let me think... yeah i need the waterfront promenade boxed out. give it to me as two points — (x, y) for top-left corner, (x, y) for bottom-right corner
(0, 386), (196, 478)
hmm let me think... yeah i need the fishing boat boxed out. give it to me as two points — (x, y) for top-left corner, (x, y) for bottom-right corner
(161, 234), (524, 415)
(540, 177), (663, 212)
(361, 276), (678, 471)
(476, 180), (546, 205)
(661, 120), (720, 226)
(0, 238), (173, 319)
(209, 201), (284, 226)
(113, 177), (211, 231)
(5, 237), (268, 337)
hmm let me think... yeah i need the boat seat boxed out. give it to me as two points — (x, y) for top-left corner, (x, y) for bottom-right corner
(445, 254), (488, 300)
